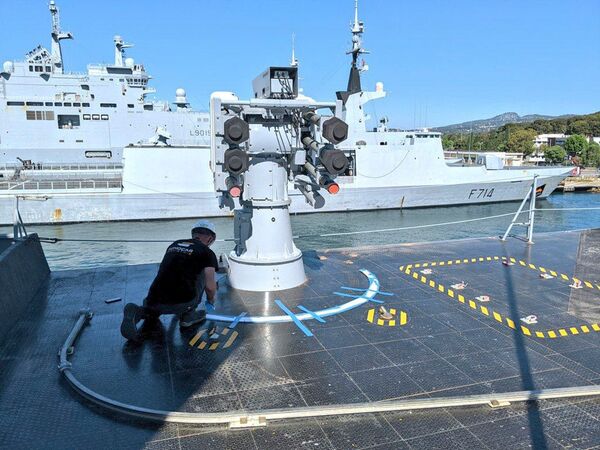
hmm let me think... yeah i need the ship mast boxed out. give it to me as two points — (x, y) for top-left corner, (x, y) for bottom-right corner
(290, 33), (299, 67)
(345, 0), (368, 94)
(114, 35), (133, 67)
(49, 1), (73, 74)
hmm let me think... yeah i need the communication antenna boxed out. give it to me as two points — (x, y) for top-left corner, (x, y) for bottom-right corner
(290, 33), (299, 67)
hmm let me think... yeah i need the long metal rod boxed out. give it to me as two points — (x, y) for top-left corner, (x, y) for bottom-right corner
(59, 311), (600, 429)
(501, 177), (535, 241)
(527, 176), (538, 244)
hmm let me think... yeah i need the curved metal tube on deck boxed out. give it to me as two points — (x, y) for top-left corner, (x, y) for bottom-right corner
(59, 309), (600, 428)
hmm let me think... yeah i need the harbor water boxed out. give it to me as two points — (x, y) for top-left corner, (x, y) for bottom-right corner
(3, 192), (597, 272)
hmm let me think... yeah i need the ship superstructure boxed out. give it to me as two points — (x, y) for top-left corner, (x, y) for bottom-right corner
(0, 1), (210, 165)
(0, 1), (572, 225)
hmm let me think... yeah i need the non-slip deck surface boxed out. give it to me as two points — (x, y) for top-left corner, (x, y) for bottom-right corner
(2, 230), (600, 449)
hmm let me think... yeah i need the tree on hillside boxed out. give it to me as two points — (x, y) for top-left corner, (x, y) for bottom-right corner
(563, 134), (588, 157)
(544, 146), (567, 164)
(585, 142), (600, 167)
(567, 120), (591, 136)
(442, 136), (455, 150)
(502, 129), (536, 155)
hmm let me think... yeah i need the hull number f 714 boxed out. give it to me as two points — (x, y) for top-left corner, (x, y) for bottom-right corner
(468, 188), (495, 199)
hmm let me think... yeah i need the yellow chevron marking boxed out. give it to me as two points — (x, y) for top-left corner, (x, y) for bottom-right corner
(535, 331), (545, 338)
(189, 332), (202, 347)
(480, 306), (489, 316)
(493, 312), (502, 322)
(413, 272), (419, 279)
(548, 330), (557, 338)
(448, 261), (453, 265)
(519, 261), (526, 266)
(422, 263), (429, 267)
(222, 330), (239, 349)
(581, 325), (590, 333)
(550, 271), (557, 276)
(584, 281), (594, 288)
(469, 300), (477, 309)
(222, 327), (230, 336)
(528, 263), (536, 270)
(493, 256), (499, 260)
(447, 289), (455, 298)
(455, 259), (461, 264)
(390, 308), (397, 315)
(198, 341), (207, 349)
(539, 267), (546, 273)
(420, 276), (427, 283)
(400, 311), (408, 325)
(478, 257), (484, 262)
(388, 320), (396, 326)
(438, 284), (445, 293)
(486, 257), (492, 261)
(463, 259), (469, 263)
(570, 327), (579, 335)
(431, 262), (437, 266)
(592, 324), (600, 331)
(209, 342), (219, 351)
(439, 261), (445, 266)
(521, 326), (532, 336)
(399, 266), (404, 271)
(377, 318), (385, 326)
(510, 257), (516, 263)
(458, 294), (466, 303)
(507, 318), (516, 329)
(561, 274), (569, 280)
(367, 309), (375, 323)
(429, 280), (436, 288)
(415, 263), (421, 268)
(559, 329), (568, 337)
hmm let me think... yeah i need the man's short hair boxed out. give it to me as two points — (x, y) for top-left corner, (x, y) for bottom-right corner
(192, 227), (216, 239)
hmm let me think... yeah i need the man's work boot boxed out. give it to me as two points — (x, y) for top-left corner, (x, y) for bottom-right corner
(180, 309), (206, 328)
(120, 303), (144, 341)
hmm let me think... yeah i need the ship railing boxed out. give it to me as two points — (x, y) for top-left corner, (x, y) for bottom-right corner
(0, 179), (122, 192)
(0, 162), (123, 171)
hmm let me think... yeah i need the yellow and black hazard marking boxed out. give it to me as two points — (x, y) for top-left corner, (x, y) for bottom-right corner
(399, 257), (600, 339)
(366, 308), (408, 327)
(400, 256), (600, 291)
(188, 327), (239, 351)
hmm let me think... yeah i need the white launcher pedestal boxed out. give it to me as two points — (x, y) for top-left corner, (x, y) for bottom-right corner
(227, 157), (306, 292)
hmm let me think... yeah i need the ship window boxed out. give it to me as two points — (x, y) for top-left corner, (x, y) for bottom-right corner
(54, 102), (62, 107)
(379, 141), (388, 146)
(143, 104), (153, 111)
(26, 111), (35, 120)
(45, 111), (54, 120)
(45, 66), (51, 72)
(35, 66), (43, 72)
(29, 66), (33, 72)
(100, 78), (105, 81)
(76, 139), (84, 143)
(64, 102), (72, 107)
(35, 111), (43, 120)
(119, 78), (125, 82)
(26, 101), (43, 106)
(57, 114), (81, 129)
(100, 103), (117, 108)
(127, 104), (134, 108)
(101, 114), (109, 120)
(85, 151), (112, 159)
(81, 84), (89, 90)
(45, 102), (53, 106)
(82, 102), (90, 107)
(92, 114), (100, 120)
(7, 101), (25, 106)
(83, 114), (91, 120)
(73, 102), (81, 107)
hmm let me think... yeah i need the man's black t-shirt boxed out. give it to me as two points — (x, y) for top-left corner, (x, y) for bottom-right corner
(146, 239), (218, 305)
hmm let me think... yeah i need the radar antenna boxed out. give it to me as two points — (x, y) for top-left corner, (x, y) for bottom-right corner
(114, 35), (134, 67)
(48, 1), (73, 74)
(345, 0), (369, 95)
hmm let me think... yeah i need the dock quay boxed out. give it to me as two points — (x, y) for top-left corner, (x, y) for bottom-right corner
(1, 229), (600, 449)
(558, 169), (600, 192)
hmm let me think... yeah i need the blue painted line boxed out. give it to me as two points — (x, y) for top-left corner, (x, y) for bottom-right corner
(228, 312), (247, 329)
(340, 286), (394, 296)
(274, 300), (313, 337)
(297, 305), (326, 323)
(333, 291), (384, 304)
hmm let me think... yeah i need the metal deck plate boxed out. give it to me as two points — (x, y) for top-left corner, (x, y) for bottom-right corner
(2, 230), (600, 449)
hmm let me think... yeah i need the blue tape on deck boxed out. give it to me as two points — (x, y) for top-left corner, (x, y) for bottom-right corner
(228, 312), (247, 329)
(297, 305), (326, 323)
(333, 291), (384, 304)
(340, 286), (394, 296)
(274, 300), (313, 337)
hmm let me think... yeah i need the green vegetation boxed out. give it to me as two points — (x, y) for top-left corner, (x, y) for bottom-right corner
(586, 142), (600, 167)
(544, 146), (567, 164)
(441, 111), (600, 167)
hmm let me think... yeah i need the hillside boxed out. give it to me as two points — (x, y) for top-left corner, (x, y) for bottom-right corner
(434, 112), (573, 133)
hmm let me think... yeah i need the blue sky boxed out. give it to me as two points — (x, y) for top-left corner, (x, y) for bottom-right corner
(1, 0), (599, 128)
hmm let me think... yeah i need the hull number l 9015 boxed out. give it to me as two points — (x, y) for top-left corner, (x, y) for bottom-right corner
(468, 188), (495, 199)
